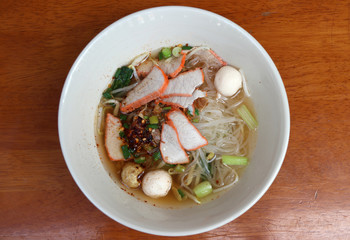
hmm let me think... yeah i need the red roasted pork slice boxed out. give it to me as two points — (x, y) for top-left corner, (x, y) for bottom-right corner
(121, 66), (168, 113)
(160, 68), (204, 98)
(105, 113), (125, 161)
(136, 59), (154, 78)
(167, 110), (208, 151)
(160, 89), (207, 109)
(160, 122), (189, 164)
(158, 53), (186, 78)
(186, 48), (227, 68)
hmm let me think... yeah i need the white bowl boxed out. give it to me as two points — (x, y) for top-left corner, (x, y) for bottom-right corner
(58, 6), (290, 236)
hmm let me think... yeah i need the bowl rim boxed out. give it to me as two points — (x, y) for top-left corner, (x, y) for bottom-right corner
(58, 5), (290, 236)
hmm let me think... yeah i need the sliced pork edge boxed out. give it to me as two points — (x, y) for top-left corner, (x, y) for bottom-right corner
(160, 122), (189, 164)
(105, 113), (125, 161)
(167, 110), (208, 151)
(160, 68), (204, 98)
(121, 66), (168, 113)
(159, 89), (207, 109)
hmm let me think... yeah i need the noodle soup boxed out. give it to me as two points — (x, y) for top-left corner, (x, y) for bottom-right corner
(95, 44), (257, 207)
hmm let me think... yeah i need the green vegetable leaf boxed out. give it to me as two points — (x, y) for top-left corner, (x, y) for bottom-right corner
(146, 124), (159, 129)
(103, 88), (113, 99)
(119, 114), (127, 121)
(119, 131), (125, 138)
(111, 66), (133, 90)
(182, 45), (193, 50)
(121, 145), (131, 159)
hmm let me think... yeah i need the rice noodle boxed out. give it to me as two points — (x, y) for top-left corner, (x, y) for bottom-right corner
(110, 82), (138, 95)
(128, 65), (140, 82)
(130, 51), (150, 67)
(186, 46), (210, 59)
(185, 47), (222, 90)
(101, 99), (119, 106)
(96, 106), (104, 135)
(96, 46), (254, 205)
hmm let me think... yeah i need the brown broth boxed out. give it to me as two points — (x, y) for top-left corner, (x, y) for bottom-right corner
(95, 47), (257, 208)
(95, 96), (257, 209)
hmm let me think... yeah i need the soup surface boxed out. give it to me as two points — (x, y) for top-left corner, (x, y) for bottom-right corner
(95, 44), (257, 208)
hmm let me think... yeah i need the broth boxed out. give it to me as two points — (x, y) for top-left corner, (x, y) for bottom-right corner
(95, 45), (257, 208)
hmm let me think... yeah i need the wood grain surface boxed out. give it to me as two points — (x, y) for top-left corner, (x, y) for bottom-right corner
(1, 0), (350, 239)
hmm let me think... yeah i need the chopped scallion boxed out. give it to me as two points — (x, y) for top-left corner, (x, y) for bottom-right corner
(192, 118), (199, 123)
(237, 104), (258, 130)
(174, 165), (185, 173)
(149, 116), (159, 124)
(147, 124), (159, 129)
(163, 106), (172, 111)
(161, 47), (172, 59)
(222, 155), (248, 165)
(193, 181), (212, 198)
(123, 123), (129, 129)
(121, 145), (131, 159)
(207, 152), (215, 160)
(143, 115), (149, 119)
(172, 46), (182, 57)
(166, 163), (176, 168)
(134, 156), (146, 164)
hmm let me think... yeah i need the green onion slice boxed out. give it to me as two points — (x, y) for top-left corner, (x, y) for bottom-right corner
(174, 165), (185, 173)
(134, 156), (146, 164)
(149, 116), (159, 124)
(147, 124), (159, 129)
(161, 47), (172, 59)
(237, 104), (258, 130)
(193, 181), (213, 198)
(222, 155), (248, 165)
(172, 47), (182, 57)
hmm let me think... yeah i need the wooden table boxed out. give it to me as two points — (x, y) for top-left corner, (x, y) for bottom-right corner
(1, 1), (349, 239)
